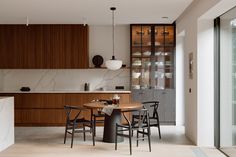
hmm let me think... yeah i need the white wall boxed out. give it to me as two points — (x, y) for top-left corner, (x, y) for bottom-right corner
(89, 25), (130, 67)
(176, 33), (185, 126)
(176, 0), (236, 146)
(197, 19), (214, 146)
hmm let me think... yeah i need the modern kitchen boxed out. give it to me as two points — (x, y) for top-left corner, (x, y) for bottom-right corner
(0, 0), (235, 157)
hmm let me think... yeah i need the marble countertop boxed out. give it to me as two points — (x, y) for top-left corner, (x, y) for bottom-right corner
(0, 91), (131, 94)
(0, 97), (13, 100)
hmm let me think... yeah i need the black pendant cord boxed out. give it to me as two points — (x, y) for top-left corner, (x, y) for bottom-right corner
(111, 7), (116, 60)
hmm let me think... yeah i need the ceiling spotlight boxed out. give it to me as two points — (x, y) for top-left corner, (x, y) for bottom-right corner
(162, 17), (169, 19)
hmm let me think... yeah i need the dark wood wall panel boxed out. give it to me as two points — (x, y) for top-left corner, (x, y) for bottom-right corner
(0, 93), (131, 126)
(0, 24), (89, 69)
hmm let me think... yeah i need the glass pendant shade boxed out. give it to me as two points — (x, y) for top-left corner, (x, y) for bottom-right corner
(105, 56), (122, 70)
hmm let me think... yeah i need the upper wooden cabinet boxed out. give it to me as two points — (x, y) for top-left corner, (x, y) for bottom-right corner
(0, 24), (89, 69)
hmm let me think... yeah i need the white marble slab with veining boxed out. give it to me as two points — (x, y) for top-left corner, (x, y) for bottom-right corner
(0, 97), (14, 152)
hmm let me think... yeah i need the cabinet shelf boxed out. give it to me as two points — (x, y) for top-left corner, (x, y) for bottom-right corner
(132, 45), (152, 47)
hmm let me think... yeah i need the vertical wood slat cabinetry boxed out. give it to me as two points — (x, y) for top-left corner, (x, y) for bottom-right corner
(0, 25), (89, 69)
(0, 93), (131, 126)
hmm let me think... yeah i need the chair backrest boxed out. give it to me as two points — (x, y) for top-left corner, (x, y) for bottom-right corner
(122, 109), (150, 128)
(142, 101), (159, 119)
(64, 105), (85, 123)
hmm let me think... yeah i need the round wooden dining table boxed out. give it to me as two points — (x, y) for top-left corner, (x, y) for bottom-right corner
(83, 102), (142, 143)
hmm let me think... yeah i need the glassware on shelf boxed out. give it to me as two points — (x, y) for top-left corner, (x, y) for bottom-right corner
(165, 73), (173, 78)
(132, 72), (141, 78)
(155, 61), (164, 67)
(155, 71), (164, 78)
(132, 60), (141, 66)
(133, 51), (141, 56)
(136, 30), (144, 35)
(143, 51), (151, 56)
(165, 61), (172, 66)
(155, 41), (161, 46)
(155, 51), (162, 56)
(143, 61), (151, 67)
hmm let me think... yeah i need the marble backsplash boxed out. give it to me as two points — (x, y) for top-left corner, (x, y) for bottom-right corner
(0, 69), (130, 91)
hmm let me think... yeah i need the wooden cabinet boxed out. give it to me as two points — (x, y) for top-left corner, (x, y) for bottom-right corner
(0, 93), (131, 126)
(132, 89), (175, 124)
(130, 24), (176, 125)
(0, 25), (89, 69)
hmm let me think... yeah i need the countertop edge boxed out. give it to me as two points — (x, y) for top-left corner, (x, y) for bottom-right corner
(0, 91), (131, 94)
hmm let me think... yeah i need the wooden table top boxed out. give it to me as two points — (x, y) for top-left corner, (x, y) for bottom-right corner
(83, 102), (142, 110)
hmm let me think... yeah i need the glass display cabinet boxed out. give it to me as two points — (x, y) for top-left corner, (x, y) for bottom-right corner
(131, 24), (175, 90)
(130, 24), (176, 124)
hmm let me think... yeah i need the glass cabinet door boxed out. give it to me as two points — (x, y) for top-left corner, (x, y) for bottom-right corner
(131, 25), (151, 90)
(141, 26), (152, 89)
(154, 26), (165, 89)
(131, 25), (175, 90)
(131, 26), (142, 90)
(154, 25), (175, 89)
(164, 26), (175, 89)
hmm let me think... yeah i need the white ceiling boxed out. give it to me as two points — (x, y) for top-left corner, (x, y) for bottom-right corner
(0, 0), (193, 25)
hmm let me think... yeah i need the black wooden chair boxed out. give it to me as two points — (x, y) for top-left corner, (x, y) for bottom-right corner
(115, 108), (151, 155)
(63, 105), (95, 148)
(91, 109), (105, 136)
(90, 99), (112, 136)
(132, 101), (161, 139)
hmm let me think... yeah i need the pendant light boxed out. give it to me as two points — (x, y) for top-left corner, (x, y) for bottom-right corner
(105, 7), (122, 70)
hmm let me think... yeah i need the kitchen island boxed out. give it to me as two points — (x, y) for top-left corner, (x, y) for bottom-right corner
(0, 97), (14, 152)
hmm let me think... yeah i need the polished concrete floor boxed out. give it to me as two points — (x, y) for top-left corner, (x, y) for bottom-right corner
(0, 126), (225, 157)
(221, 147), (236, 157)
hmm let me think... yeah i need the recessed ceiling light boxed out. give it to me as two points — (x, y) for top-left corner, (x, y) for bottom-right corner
(162, 17), (168, 19)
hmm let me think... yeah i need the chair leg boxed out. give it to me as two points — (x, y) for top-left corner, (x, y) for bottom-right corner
(94, 116), (96, 137)
(83, 124), (86, 141)
(131, 116), (134, 136)
(129, 128), (132, 155)
(64, 124), (68, 144)
(136, 129), (139, 147)
(148, 128), (151, 152)
(115, 125), (118, 150)
(92, 122), (95, 146)
(71, 125), (75, 148)
(158, 125), (161, 139)
(142, 129), (144, 141)
(157, 114), (161, 139)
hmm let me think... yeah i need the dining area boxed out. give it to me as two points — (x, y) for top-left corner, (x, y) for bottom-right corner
(63, 96), (161, 155)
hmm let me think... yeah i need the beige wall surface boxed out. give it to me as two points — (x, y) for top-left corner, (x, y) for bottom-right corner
(176, 0), (236, 146)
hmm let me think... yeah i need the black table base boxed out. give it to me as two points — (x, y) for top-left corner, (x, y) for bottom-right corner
(103, 109), (124, 143)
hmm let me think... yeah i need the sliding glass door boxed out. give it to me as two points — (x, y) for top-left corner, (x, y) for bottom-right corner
(218, 6), (236, 156)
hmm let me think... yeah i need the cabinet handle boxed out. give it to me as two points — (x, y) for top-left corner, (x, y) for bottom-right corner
(139, 92), (144, 94)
